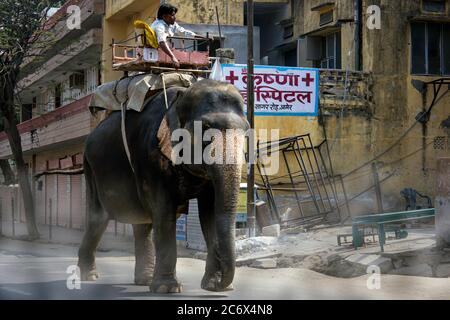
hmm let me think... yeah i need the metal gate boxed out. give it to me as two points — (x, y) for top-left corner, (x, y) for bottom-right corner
(256, 134), (350, 229)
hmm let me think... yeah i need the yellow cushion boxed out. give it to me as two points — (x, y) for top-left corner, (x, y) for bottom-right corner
(134, 20), (159, 49)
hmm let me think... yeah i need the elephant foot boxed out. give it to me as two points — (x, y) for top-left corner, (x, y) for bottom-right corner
(201, 272), (234, 292)
(150, 278), (182, 293)
(134, 274), (153, 286)
(80, 268), (99, 281)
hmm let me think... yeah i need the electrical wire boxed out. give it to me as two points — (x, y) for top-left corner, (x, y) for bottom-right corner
(343, 88), (450, 179)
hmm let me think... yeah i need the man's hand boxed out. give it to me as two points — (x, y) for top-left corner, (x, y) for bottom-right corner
(171, 56), (180, 69)
(159, 41), (180, 69)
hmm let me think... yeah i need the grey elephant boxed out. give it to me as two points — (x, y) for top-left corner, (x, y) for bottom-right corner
(78, 79), (249, 293)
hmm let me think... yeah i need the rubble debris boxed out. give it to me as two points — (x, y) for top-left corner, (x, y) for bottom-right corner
(345, 253), (393, 273)
(262, 224), (281, 237)
(250, 258), (277, 269)
(390, 264), (433, 277)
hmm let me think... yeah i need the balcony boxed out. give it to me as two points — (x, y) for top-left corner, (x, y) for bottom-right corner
(106, 0), (157, 20)
(21, 0), (104, 71)
(0, 95), (92, 159)
(17, 29), (102, 102)
(319, 69), (373, 111)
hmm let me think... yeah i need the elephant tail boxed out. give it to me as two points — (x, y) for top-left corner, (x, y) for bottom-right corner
(34, 167), (84, 180)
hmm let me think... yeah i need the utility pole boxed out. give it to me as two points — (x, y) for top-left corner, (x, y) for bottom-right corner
(246, 0), (256, 238)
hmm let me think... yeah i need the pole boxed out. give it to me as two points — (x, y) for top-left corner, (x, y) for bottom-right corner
(0, 200), (2, 236)
(247, 0), (256, 238)
(354, 0), (362, 71)
(372, 162), (384, 214)
(11, 197), (15, 237)
(49, 198), (52, 240)
(215, 6), (223, 48)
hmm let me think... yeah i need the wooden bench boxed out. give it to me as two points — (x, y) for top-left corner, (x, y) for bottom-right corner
(351, 208), (435, 252)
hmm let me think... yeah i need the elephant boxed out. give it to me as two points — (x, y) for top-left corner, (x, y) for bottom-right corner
(77, 79), (249, 293)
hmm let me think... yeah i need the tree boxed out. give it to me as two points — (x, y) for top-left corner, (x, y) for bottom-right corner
(0, 159), (15, 185)
(0, 0), (62, 239)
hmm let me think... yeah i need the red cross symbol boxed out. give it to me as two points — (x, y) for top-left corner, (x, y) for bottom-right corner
(225, 71), (239, 84)
(302, 73), (315, 87)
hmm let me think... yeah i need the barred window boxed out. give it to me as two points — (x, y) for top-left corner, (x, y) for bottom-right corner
(411, 22), (450, 75)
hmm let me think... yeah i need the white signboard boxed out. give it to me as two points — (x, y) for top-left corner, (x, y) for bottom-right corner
(222, 64), (319, 116)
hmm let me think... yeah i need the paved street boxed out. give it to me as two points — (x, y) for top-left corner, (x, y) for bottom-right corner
(0, 237), (449, 300)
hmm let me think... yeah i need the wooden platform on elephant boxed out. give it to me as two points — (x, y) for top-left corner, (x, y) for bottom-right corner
(112, 36), (211, 74)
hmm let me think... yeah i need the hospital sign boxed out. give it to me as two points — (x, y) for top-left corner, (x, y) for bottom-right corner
(222, 64), (319, 116)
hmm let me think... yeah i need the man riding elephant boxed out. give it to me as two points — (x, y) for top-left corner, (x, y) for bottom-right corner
(77, 79), (249, 293)
(151, 3), (197, 69)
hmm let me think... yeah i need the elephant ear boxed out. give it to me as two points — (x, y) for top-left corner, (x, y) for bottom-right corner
(157, 90), (183, 163)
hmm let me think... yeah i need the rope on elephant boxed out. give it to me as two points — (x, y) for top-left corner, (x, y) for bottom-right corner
(161, 73), (169, 110)
(121, 101), (135, 173)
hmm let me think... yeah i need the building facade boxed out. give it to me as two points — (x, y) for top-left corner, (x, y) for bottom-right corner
(0, 0), (110, 233)
(1, 0), (449, 236)
(255, 0), (450, 215)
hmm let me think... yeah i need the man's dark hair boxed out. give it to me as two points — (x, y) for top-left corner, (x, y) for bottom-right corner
(157, 3), (178, 19)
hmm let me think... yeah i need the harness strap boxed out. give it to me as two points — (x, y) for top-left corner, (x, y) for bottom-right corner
(121, 102), (135, 173)
(119, 73), (171, 174)
(161, 73), (169, 109)
(118, 76), (136, 173)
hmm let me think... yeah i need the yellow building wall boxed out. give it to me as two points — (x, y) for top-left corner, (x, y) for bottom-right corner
(169, 0), (243, 25)
(311, 0), (450, 210)
(255, 0), (450, 213)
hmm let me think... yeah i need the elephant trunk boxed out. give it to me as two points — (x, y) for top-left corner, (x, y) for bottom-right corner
(210, 163), (242, 289)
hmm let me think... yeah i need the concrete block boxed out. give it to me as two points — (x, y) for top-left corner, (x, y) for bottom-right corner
(262, 224), (280, 237)
(345, 253), (393, 273)
(435, 264), (450, 278)
(390, 264), (433, 277)
(250, 258), (277, 269)
(236, 253), (282, 267)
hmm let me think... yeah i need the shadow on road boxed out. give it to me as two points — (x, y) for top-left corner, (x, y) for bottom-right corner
(0, 281), (228, 300)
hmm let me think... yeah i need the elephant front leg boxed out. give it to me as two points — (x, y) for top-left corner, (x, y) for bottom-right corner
(150, 200), (182, 293)
(198, 191), (233, 292)
(132, 224), (155, 286)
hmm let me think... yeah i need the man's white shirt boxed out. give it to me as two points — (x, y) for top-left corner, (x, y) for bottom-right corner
(150, 19), (196, 44)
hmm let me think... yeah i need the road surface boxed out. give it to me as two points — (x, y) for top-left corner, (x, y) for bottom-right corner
(0, 238), (449, 300)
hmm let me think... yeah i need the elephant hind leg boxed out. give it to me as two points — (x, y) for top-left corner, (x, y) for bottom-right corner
(132, 223), (155, 286)
(78, 161), (109, 281)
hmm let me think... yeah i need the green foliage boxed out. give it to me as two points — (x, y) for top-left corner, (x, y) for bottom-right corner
(0, 0), (61, 59)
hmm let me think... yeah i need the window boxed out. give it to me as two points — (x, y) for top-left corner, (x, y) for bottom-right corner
(284, 48), (297, 67)
(320, 10), (333, 26)
(69, 71), (85, 88)
(54, 84), (61, 108)
(411, 22), (450, 75)
(21, 104), (32, 122)
(320, 32), (341, 69)
(422, 0), (446, 13)
(305, 32), (342, 69)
